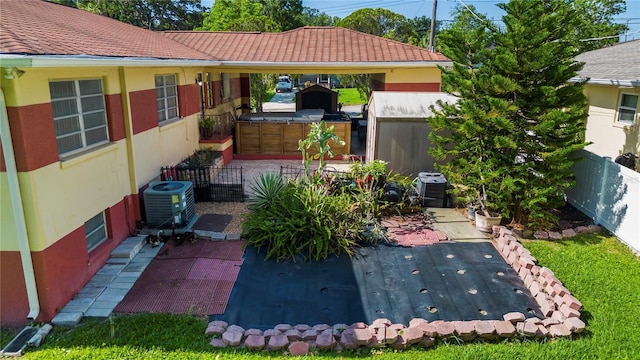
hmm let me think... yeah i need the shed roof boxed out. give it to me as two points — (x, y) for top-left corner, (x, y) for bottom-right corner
(575, 39), (640, 83)
(297, 84), (337, 95)
(370, 91), (458, 118)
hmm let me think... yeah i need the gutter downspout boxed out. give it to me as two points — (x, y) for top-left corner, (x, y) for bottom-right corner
(0, 88), (40, 321)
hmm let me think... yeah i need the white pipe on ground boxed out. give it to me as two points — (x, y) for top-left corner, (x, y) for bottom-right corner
(0, 87), (40, 321)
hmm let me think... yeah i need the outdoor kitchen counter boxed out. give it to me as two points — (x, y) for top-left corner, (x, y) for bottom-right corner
(234, 120), (351, 156)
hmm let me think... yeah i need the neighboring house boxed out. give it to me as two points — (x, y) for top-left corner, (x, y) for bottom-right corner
(1, 0), (450, 326)
(299, 74), (333, 88)
(573, 40), (640, 162)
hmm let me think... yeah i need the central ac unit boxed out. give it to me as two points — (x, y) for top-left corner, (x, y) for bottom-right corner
(143, 181), (195, 227)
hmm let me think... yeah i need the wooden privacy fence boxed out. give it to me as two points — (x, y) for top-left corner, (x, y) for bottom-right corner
(160, 165), (244, 202)
(565, 149), (640, 253)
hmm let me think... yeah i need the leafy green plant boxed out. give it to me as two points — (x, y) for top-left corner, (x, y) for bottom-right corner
(350, 159), (388, 189)
(179, 149), (220, 168)
(199, 116), (215, 130)
(247, 172), (286, 211)
(198, 116), (217, 139)
(242, 180), (360, 261)
(241, 125), (408, 260)
(298, 121), (345, 179)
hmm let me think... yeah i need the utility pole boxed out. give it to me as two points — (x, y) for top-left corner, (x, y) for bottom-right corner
(428, 0), (438, 51)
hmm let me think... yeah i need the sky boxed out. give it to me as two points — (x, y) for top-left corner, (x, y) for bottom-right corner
(202, 0), (640, 42)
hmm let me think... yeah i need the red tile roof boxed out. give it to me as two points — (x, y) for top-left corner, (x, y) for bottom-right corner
(0, 0), (450, 65)
(163, 27), (450, 63)
(0, 0), (210, 60)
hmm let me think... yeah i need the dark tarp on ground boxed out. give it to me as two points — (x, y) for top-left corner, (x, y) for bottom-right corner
(211, 242), (541, 330)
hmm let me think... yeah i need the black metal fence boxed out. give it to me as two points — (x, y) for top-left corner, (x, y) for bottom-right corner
(160, 165), (244, 202)
(280, 165), (306, 180)
(280, 165), (351, 182)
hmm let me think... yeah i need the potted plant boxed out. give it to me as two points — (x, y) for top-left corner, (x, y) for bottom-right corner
(442, 156), (504, 232)
(199, 116), (216, 140)
(454, 186), (480, 220)
(474, 183), (502, 233)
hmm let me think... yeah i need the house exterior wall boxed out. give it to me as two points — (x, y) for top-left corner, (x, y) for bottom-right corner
(583, 84), (640, 159)
(0, 65), (246, 326)
(1, 58), (437, 325)
(370, 68), (441, 92)
(221, 67), (442, 94)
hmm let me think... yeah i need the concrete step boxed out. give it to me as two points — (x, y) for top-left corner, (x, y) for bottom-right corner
(51, 312), (84, 327)
(108, 236), (147, 265)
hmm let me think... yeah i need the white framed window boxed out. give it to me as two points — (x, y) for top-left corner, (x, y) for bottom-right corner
(155, 74), (179, 123)
(49, 79), (109, 156)
(85, 211), (107, 251)
(617, 93), (638, 125)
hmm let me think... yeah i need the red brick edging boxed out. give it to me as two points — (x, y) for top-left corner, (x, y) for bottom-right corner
(205, 226), (585, 353)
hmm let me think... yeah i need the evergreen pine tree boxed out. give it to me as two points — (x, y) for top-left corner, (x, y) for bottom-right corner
(428, 0), (589, 229)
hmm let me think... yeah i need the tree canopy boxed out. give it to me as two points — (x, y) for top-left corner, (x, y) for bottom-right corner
(52, 0), (206, 30)
(427, 0), (589, 230)
(570, 0), (627, 52)
(336, 8), (418, 44)
(199, 0), (318, 32)
(436, 1), (627, 54)
(199, 0), (279, 31)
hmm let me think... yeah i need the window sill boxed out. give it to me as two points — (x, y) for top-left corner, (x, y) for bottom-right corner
(59, 142), (117, 169)
(613, 122), (635, 129)
(159, 117), (184, 132)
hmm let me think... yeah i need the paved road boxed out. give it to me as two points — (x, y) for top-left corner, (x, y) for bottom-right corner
(262, 90), (297, 112)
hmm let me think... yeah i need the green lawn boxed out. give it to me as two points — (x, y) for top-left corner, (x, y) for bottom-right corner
(336, 88), (366, 106)
(7, 233), (640, 359)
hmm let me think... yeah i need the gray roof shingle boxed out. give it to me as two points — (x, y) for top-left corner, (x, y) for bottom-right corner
(575, 39), (640, 82)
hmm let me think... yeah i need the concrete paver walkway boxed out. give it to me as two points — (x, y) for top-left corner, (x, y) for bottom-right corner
(52, 238), (162, 325)
(427, 208), (491, 242)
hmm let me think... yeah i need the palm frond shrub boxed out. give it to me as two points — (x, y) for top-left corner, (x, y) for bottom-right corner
(242, 180), (361, 261)
(247, 172), (286, 210)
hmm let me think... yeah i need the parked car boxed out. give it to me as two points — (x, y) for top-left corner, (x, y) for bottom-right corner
(275, 76), (292, 92)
